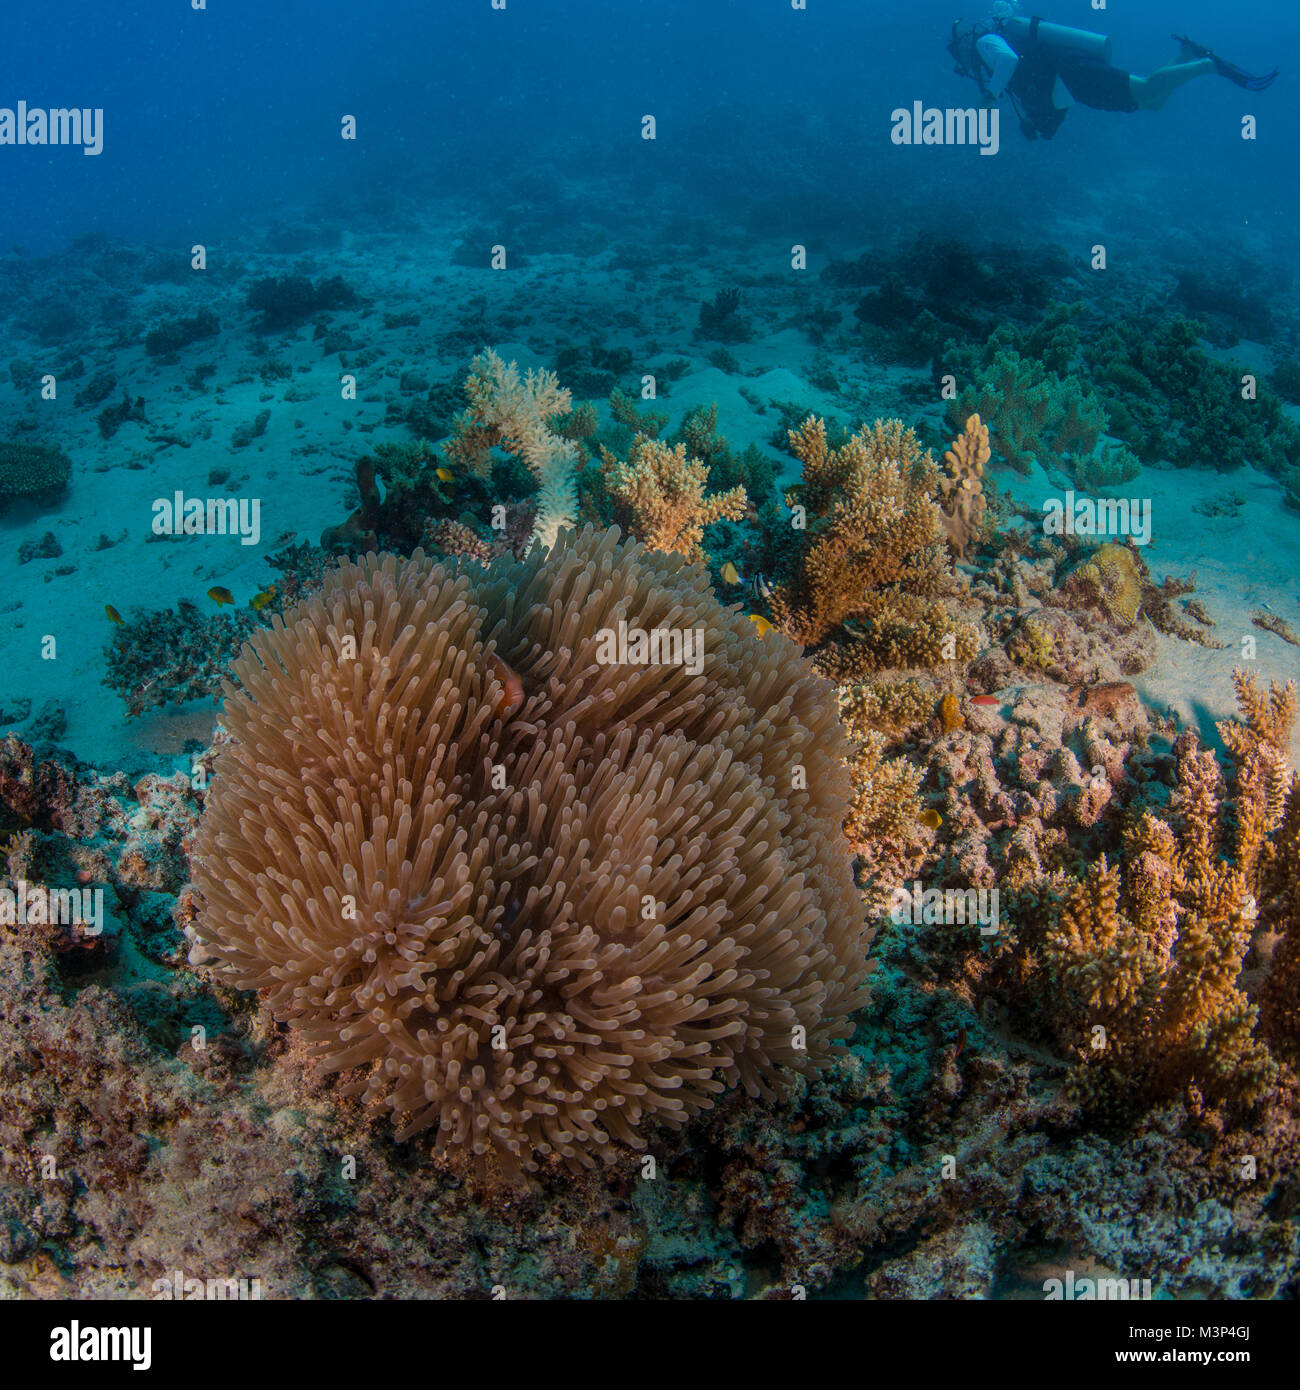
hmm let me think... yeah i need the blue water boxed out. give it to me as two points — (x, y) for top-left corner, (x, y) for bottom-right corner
(2, 0), (1295, 257)
(2, 0), (1298, 767)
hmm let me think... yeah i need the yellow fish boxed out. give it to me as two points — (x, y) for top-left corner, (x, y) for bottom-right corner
(436, 467), (454, 483)
(251, 586), (276, 611)
(748, 614), (774, 638)
(105, 604), (124, 626)
(918, 808), (943, 830)
(207, 586), (234, 607)
(720, 561), (740, 585)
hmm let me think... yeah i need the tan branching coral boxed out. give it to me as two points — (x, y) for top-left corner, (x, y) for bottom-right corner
(938, 414), (989, 561)
(188, 526), (870, 1179)
(601, 434), (747, 563)
(839, 677), (940, 741)
(1042, 747), (1276, 1114)
(842, 730), (928, 904)
(443, 349), (580, 548)
(769, 416), (975, 673)
(1260, 783), (1300, 1056)
(1029, 696), (1294, 1114)
(1217, 669), (1295, 878)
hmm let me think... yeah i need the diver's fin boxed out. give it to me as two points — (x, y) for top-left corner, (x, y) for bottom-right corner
(1171, 33), (1278, 91)
(1215, 57), (1279, 91)
(1172, 33), (1213, 62)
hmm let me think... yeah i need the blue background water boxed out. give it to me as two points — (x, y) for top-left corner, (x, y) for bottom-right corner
(2, 0), (1294, 262)
(3, 0), (1297, 771)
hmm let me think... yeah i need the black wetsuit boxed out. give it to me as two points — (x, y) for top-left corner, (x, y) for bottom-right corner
(1001, 21), (1137, 138)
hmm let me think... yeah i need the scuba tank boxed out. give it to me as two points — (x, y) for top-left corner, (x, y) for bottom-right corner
(1000, 15), (1112, 65)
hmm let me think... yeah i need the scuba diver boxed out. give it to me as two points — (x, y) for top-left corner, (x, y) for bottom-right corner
(948, 1), (1278, 141)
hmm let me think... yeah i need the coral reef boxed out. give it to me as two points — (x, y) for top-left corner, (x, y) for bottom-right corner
(601, 433), (747, 562)
(187, 527), (870, 1180)
(321, 439), (453, 554)
(948, 347), (1106, 476)
(144, 310), (219, 359)
(0, 441), (71, 511)
(938, 413), (989, 561)
(1085, 314), (1300, 476)
(768, 415), (978, 678)
(442, 349), (580, 549)
(96, 390), (146, 440)
(934, 673), (1298, 1120)
(2, 663), (1297, 1297)
(246, 274), (359, 331)
(697, 287), (751, 343)
(103, 603), (260, 716)
(1060, 542), (1142, 628)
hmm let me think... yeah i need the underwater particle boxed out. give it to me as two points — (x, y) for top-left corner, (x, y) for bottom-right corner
(105, 604), (124, 626)
(207, 586), (234, 607)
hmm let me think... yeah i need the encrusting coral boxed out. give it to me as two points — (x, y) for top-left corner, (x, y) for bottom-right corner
(442, 349), (581, 549)
(768, 416), (977, 677)
(1060, 542), (1142, 628)
(601, 433), (747, 563)
(187, 526), (870, 1180)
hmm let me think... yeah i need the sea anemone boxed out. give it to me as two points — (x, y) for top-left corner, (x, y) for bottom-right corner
(187, 526), (869, 1178)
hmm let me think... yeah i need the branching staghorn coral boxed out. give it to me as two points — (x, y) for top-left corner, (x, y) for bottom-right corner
(600, 433), (747, 563)
(768, 416), (978, 677)
(998, 677), (1297, 1116)
(842, 729), (929, 908)
(188, 526), (870, 1180)
(443, 349), (580, 548)
(1042, 792), (1274, 1115)
(1216, 669), (1295, 878)
(1260, 782), (1300, 1058)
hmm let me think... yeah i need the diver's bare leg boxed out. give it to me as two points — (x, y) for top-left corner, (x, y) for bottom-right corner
(1130, 57), (1215, 110)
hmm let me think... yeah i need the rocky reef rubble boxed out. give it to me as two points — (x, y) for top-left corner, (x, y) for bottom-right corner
(1, 714), (1297, 1298)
